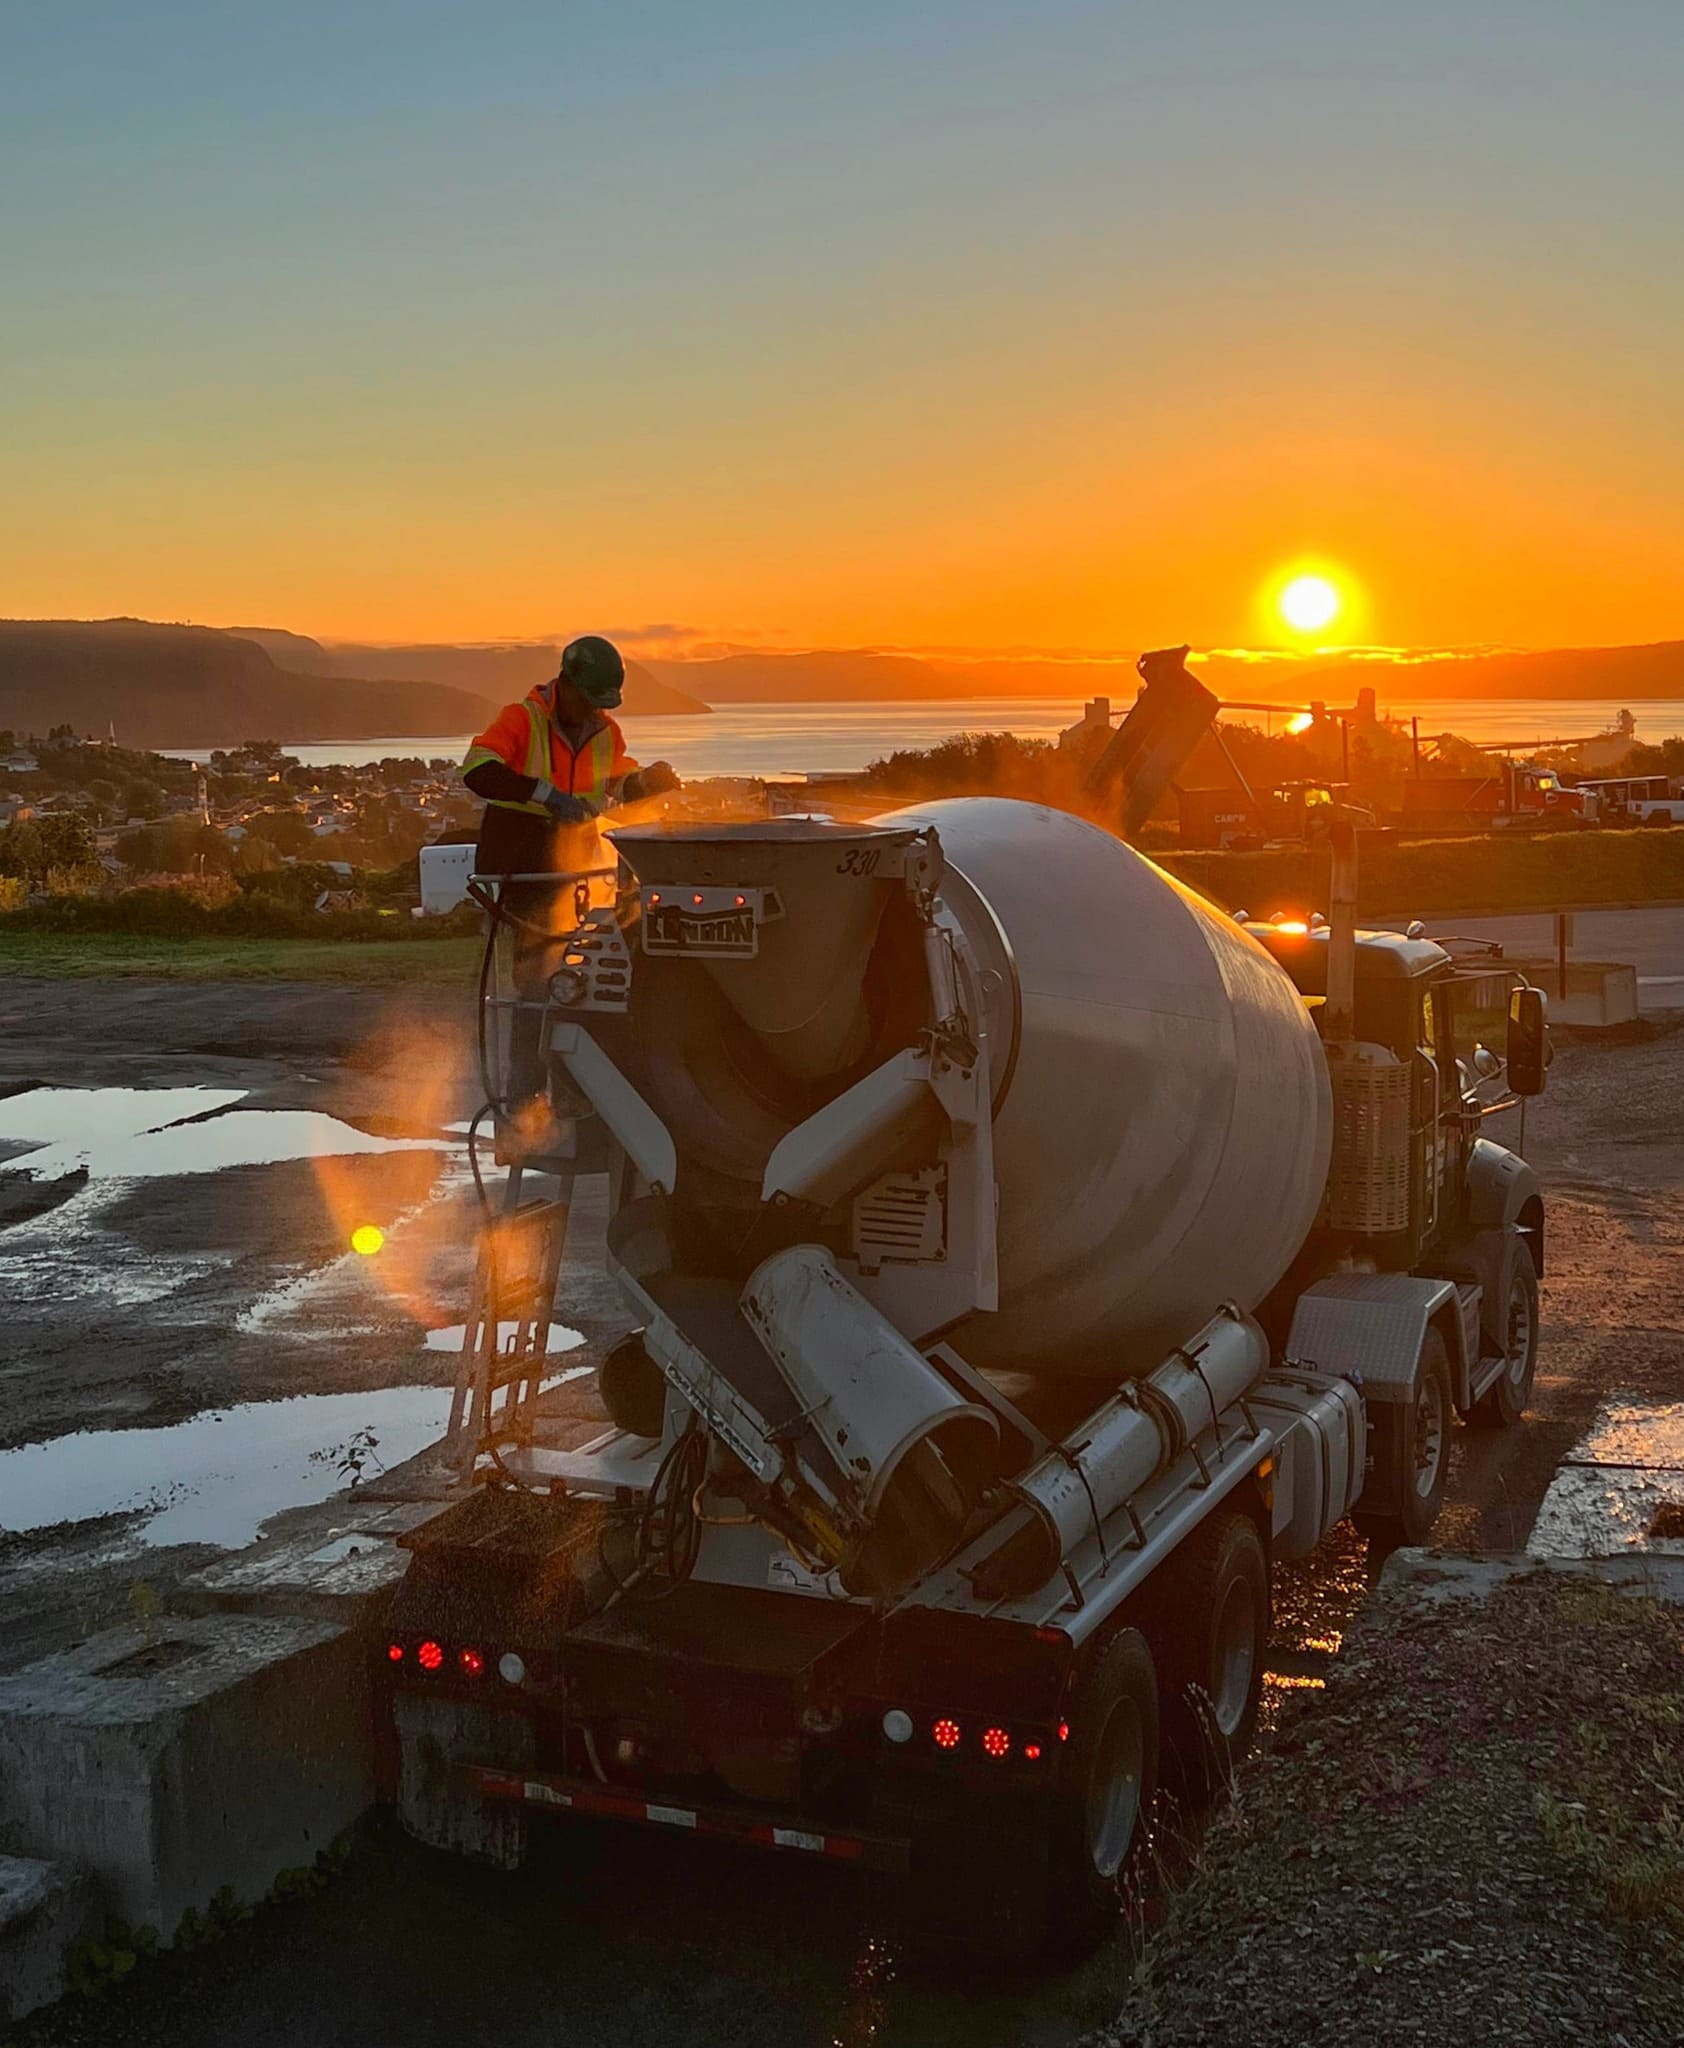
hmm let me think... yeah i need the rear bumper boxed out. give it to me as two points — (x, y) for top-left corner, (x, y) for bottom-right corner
(468, 1764), (909, 1873)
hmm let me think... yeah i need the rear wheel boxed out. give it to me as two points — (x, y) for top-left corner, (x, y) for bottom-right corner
(1046, 1627), (1160, 1950)
(1468, 1250), (1539, 1428)
(1152, 1514), (1268, 1794)
(1355, 1330), (1453, 1547)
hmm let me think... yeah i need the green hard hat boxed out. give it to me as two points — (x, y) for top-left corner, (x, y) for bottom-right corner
(559, 635), (625, 709)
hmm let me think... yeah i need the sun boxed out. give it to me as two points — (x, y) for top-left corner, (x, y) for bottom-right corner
(1278, 574), (1341, 635)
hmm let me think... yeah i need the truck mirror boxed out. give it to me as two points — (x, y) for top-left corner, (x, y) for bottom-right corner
(1507, 986), (1548, 1096)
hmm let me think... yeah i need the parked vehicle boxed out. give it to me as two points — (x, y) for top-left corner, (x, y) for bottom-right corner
(1395, 761), (1596, 831)
(1572, 775), (1684, 825)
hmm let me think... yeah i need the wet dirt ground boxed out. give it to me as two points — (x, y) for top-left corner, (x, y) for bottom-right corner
(3, 975), (1682, 2047)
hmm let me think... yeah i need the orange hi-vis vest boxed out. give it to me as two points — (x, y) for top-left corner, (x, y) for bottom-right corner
(464, 690), (630, 818)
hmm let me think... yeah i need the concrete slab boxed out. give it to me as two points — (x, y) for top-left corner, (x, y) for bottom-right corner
(0, 1855), (99, 2026)
(1377, 1547), (1684, 1608)
(0, 1613), (373, 1940)
(1505, 957), (1639, 1028)
(1527, 1464), (1684, 1559)
(176, 1500), (433, 1623)
(1525, 1395), (1684, 1560)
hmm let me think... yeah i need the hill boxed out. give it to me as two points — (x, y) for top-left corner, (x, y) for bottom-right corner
(1236, 641), (1684, 703)
(232, 632), (709, 716)
(0, 621), (710, 751)
(647, 641), (1684, 706)
(0, 620), (501, 749)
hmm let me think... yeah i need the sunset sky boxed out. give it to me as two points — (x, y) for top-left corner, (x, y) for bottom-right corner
(3, 3), (1680, 655)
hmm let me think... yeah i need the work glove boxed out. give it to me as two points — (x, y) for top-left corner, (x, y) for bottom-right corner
(532, 781), (592, 824)
(627, 761), (680, 800)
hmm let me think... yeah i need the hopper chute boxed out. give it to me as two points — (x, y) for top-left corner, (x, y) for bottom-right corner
(609, 819), (923, 1081)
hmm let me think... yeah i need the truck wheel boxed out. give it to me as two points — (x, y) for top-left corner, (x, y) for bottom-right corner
(1046, 1627), (1160, 1949)
(1354, 1330), (1452, 1547)
(1468, 1250), (1539, 1428)
(1153, 1513), (1268, 1794)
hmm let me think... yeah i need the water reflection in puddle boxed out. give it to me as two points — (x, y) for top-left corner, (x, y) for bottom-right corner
(0, 1387), (454, 1549)
(0, 1086), (449, 1181)
(425, 1322), (585, 1353)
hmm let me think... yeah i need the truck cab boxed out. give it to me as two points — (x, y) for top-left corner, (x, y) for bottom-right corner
(1242, 911), (1546, 1439)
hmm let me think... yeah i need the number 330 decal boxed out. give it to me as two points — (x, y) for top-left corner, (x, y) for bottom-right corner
(835, 848), (881, 875)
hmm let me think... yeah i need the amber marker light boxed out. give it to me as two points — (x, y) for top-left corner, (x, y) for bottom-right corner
(350, 1224), (385, 1256)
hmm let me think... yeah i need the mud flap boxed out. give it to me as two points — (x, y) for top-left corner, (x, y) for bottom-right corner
(395, 1694), (535, 1868)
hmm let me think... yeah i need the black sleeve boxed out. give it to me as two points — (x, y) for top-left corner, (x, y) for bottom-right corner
(464, 759), (540, 804)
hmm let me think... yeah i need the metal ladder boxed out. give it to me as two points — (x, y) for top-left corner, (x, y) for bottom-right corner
(448, 1165), (575, 1482)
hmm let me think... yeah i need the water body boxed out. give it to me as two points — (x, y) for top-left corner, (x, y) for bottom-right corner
(0, 1387), (456, 1548)
(0, 1086), (449, 1181)
(170, 696), (1684, 780)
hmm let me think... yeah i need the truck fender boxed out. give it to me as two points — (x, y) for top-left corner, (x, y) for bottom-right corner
(1460, 1140), (1545, 1354)
(1284, 1273), (1468, 1408)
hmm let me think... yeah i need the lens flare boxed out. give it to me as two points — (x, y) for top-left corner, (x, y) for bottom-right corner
(350, 1224), (386, 1256)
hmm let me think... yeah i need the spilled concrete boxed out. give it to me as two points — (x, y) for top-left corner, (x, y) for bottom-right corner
(1527, 1397), (1684, 1559)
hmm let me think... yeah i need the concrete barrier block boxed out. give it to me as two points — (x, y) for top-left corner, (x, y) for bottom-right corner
(0, 1855), (100, 2025)
(1505, 958), (1640, 1028)
(176, 1501), (431, 1623)
(0, 1614), (372, 1940)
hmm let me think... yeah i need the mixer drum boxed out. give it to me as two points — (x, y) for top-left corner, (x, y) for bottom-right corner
(879, 799), (1334, 1377)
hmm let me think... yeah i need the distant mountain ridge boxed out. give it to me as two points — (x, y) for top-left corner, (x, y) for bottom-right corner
(0, 619), (706, 751)
(231, 630), (709, 715)
(648, 640), (1684, 706)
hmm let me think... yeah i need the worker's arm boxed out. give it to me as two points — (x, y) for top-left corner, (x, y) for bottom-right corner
(463, 757), (537, 805)
(619, 761), (681, 802)
(463, 756), (592, 819)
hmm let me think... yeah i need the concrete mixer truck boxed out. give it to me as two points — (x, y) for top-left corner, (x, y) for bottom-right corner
(383, 797), (1549, 1949)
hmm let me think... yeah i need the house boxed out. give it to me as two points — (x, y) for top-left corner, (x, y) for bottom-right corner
(2, 750), (39, 775)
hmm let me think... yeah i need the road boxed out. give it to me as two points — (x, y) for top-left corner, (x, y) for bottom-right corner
(1387, 905), (1684, 1009)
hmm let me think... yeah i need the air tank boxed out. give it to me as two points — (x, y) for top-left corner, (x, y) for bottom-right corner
(876, 798), (1333, 1376)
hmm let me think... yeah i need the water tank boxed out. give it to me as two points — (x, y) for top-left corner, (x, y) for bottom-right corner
(880, 799), (1333, 1375)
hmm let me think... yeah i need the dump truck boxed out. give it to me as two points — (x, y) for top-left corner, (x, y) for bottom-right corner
(383, 796), (1549, 1951)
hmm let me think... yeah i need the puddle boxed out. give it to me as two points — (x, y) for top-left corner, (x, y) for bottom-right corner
(1529, 1397), (1684, 1559)
(0, 1387), (454, 1550)
(0, 1087), (449, 1181)
(424, 1322), (586, 1354)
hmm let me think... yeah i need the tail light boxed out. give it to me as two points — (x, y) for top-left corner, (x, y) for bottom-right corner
(459, 1647), (485, 1678)
(981, 1726), (1010, 1759)
(385, 1643), (404, 1664)
(931, 1717), (961, 1750)
(417, 1640), (444, 1672)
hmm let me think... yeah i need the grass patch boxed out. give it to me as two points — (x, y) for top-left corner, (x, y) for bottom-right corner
(0, 931), (483, 984)
(1161, 826), (1684, 919)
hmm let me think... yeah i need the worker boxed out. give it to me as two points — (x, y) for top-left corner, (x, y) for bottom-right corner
(462, 633), (678, 1119)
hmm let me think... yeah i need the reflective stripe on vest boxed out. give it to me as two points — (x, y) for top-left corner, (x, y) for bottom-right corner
(475, 702), (617, 818)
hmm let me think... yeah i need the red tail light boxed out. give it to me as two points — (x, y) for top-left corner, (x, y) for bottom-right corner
(459, 1647), (485, 1678)
(1058, 1720), (1070, 1743)
(932, 1717), (961, 1750)
(982, 1726), (1010, 1759)
(386, 1643), (404, 1663)
(417, 1640), (444, 1672)
(1023, 1743), (1042, 1760)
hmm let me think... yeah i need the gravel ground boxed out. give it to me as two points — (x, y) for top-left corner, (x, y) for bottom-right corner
(1094, 1569), (1684, 2048)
